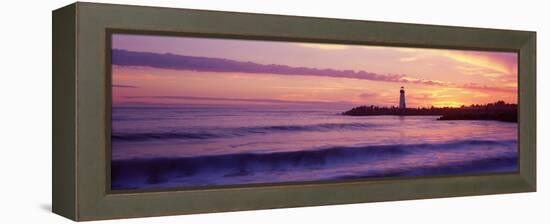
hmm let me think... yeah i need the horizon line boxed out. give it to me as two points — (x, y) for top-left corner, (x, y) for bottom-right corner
(113, 94), (516, 108)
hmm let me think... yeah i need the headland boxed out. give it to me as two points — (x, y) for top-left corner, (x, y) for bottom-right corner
(342, 101), (517, 122)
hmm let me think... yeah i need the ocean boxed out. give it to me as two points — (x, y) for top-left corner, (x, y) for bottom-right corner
(111, 105), (518, 190)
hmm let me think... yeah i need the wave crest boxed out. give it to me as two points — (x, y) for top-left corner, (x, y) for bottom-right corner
(111, 139), (517, 189)
(112, 122), (379, 142)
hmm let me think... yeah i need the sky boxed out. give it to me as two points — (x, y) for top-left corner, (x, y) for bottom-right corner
(111, 33), (518, 108)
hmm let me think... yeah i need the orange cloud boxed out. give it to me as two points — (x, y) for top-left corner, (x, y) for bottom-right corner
(443, 51), (517, 76)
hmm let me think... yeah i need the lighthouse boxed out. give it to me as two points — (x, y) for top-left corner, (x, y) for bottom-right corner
(399, 86), (406, 109)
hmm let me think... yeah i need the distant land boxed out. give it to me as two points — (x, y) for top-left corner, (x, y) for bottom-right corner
(342, 101), (517, 122)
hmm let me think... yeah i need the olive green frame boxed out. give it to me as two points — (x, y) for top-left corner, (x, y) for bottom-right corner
(52, 2), (536, 221)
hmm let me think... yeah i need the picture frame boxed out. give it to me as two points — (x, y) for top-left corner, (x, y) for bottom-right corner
(52, 2), (536, 221)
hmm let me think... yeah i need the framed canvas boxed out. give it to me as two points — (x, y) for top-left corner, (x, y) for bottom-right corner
(52, 2), (536, 221)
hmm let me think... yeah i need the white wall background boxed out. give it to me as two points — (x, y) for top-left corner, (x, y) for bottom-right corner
(0, 0), (547, 223)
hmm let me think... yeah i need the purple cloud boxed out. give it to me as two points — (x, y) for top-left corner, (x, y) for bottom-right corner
(112, 49), (405, 83)
(358, 92), (378, 99)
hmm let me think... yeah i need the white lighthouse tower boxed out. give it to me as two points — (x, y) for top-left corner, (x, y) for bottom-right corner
(399, 86), (406, 109)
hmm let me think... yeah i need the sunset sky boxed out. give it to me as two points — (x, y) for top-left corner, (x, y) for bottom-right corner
(111, 34), (517, 108)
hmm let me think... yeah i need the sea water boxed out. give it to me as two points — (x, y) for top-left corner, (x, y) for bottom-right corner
(111, 105), (518, 190)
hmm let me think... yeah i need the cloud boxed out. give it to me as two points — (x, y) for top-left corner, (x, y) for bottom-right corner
(455, 65), (503, 78)
(399, 54), (429, 62)
(358, 91), (378, 99)
(399, 57), (419, 62)
(458, 83), (516, 93)
(112, 49), (425, 84)
(443, 51), (517, 76)
(399, 76), (449, 86)
(397, 48), (517, 79)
